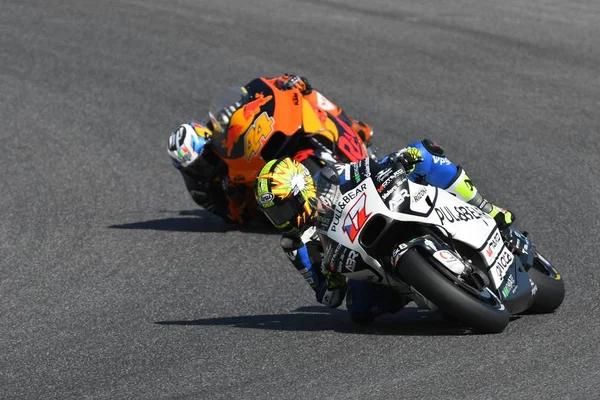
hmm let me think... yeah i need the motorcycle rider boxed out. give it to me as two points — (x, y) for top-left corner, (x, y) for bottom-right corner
(167, 74), (374, 224)
(253, 140), (515, 322)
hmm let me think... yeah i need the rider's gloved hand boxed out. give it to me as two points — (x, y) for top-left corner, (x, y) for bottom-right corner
(390, 147), (423, 173)
(324, 268), (346, 290)
(276, 74), (313, 95)
(316, 265), (347, 307)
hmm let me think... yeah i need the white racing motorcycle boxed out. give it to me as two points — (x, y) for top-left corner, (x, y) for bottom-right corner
(316, 158), (565, 333)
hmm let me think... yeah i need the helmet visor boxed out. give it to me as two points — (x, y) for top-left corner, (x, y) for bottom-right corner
(262, 195), (306, 227)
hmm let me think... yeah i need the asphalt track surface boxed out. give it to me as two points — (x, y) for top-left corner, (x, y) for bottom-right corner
(1, 0), (600, 399)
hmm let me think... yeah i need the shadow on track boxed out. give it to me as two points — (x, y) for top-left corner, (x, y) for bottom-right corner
(155, 306), (489, 336)
(108, 209), (278, 234)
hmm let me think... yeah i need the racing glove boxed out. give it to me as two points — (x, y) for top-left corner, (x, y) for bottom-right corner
(316, 265), (347, 308)
(276, 74), (313, 95)
(390, 147), (423, 174)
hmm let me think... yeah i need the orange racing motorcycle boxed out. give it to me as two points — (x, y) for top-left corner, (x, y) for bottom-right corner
(205, 76), (373, 219)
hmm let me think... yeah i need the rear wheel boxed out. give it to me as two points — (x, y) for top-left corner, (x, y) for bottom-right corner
(526, 252), (565, 313)
(396, 249), (509, 334)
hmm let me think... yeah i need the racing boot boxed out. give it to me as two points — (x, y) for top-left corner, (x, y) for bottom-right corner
(445, 168), (515, 230)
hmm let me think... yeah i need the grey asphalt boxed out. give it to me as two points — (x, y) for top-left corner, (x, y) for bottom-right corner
(1, 0), (599, 399)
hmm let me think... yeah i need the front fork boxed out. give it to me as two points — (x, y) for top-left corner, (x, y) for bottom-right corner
(390, 234), (518, 311)
(390, 234), (472, 311)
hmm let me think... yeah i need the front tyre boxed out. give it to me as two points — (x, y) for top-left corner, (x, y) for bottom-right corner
(526, 252), (565, 313)
(396, 249), (510, 334)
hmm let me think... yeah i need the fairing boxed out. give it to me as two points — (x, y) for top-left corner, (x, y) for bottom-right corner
(321, 158), (533, 313)
(208, 77), (369, 184)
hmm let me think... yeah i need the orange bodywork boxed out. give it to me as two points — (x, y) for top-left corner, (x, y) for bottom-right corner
(211, 77), (368, 185)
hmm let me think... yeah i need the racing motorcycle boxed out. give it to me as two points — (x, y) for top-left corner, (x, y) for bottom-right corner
(207, 77), (371, 184)
(317, 158), (565, 333)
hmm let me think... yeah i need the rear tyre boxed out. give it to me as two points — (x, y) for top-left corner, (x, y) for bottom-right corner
(526, 253), (565, 313)
(397, 249), (509, 334)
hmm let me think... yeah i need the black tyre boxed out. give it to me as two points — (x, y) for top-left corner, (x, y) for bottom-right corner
(397, 249), (509, 334)
(526, 252), (565, 313)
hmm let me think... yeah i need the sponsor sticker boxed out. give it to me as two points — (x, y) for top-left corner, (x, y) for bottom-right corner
(435, 205), (490, 226)
(258, 193), (275, 205)
(433, 250), (464, 274)
(342, 192), (371, 242)
(483, 230), (503, 264)
(491, 247), (514, 287)
(501, 274), (517, 299)
(375, 168), (392, 181)
(330, 183), (368, 232)
(344, 251), (359, 272)
(413, 187), (427, 202)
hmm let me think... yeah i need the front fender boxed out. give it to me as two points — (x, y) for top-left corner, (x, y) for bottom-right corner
(391, 234), (466, 276)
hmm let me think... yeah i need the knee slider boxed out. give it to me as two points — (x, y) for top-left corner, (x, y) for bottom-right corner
(421, 138), (444, 156)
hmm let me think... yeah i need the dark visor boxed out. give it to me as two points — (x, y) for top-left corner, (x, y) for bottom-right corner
(263, 195), (306, 226)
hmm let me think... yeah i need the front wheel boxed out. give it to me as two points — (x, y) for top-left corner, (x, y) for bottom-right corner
(526, 252), (565, 313)
(396, 249), (510, 334)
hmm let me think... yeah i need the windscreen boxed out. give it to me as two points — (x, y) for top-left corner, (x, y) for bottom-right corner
(207, 87), (249, 136)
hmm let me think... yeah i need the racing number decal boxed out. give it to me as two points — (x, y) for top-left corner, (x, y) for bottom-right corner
(245, 111), (274, 161)
(343, 192), (372, 242)
(338, 131), (366, 161)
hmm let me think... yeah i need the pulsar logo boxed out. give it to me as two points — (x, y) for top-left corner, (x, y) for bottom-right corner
(435, 205), (489, 226)
(342, 192), (372, 242)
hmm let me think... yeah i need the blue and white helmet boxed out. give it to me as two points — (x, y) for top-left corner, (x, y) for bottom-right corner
(167, 122), (217, 178)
